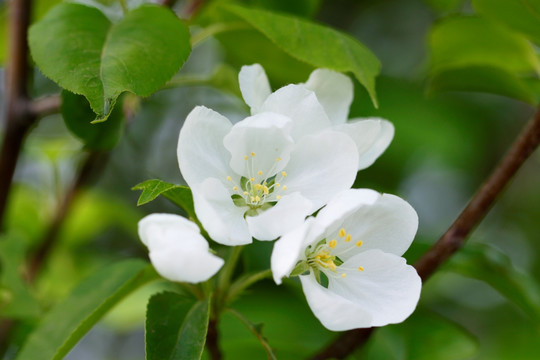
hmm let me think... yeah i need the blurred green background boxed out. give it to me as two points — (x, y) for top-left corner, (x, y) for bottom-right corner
(1, 0), (539, 359)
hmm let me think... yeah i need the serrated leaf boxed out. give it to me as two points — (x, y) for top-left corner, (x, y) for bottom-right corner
(146, 292), (210, 360)
(29, 3), (191, 121)
(224, 5), (380, 107)
(0, 234), (41, 319)
(445, 243), (540, 322)
(427, 66), (540, 104)
(429, 16), (540, 75)
(61, 90), (124, 150)
(473, 0), (540, 45)
(132, 179), (195, 220)
(16, 260), (158, 360)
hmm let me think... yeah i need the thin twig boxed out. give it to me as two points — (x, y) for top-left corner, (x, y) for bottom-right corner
(28, 95), (62, 118)
(0, 0), (34, 230)
(309, 106), (540, 360)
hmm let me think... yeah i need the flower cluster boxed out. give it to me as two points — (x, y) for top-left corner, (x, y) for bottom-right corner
(138, 64), (421, 331)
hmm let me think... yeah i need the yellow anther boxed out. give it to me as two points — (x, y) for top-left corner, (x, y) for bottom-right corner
(328, 239), (337, 248)
(233, 186), (238, 191)
(339, 228), (346, 237)
(255, 196), (261, 202)
(276, 195), (282, 200)
(254, 184), (262, 190)
(281, 171), (287, 177)
(251, 152), (255, 157)
(226, 176), (231, 181)
(341, 273), (347, 278)
(356, 240), (363, 247)
(263, 186), (269, 195)
(250, 196), (255, 202)
(345, 234), (352, 242)
(275, 183), (280, 187)
(243, 191), (248, 196)
(276, 157), (281, 161)
(358, 266), (364, 272)
(257, 170), (263, 176)
(282, 185), (287, 191)
(250, 177), (255, 182)
(244, 155), (248, 160)
(328, 262), (337, 271)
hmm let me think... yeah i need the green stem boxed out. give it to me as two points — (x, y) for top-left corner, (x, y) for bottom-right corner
(191, 22), (249, 47)
(226, 269), (272, 305)
(217, 245), (244, 292)
(118, 0), (128, 15)
(226, 308), (277, 360)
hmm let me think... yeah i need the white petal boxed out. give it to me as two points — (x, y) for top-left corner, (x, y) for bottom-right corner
(270, 217), (315, 285)
(193, 178), (252, 246)
(335, 118), (394, 170)
(246, 192), (313, 241)
(299, 274), (373, 331)
(178, 106), (232, 187)
(239, 64), (272, 114)
(303, 69), (353, 125)
(259, 84), (332, 140)
(138, 214), (224, 283)
(284, 130), (358, 212)
(223, 112), (294, 177)
(340, 193), (418, 257)
(328, 250), (421, 328)
(314, 189), (381, 236)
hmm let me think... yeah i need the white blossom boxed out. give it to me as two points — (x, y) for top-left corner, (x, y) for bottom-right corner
(239, 64), (395, 170)
(138, 213), (224, 283)
(271, 189), (421, 331)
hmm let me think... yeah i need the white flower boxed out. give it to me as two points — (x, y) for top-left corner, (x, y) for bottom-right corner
(178, 106), (359, 245)
(239, 64), (395, 170)
(138, 213), (224, 283)
(271, 189), (421, 331)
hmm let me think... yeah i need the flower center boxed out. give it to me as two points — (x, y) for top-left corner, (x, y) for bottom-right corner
(226, 152), (288, 215)
(290, 227), (365, 285)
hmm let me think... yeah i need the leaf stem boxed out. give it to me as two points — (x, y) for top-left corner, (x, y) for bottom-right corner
(226, 269), (272, 305)
(309, 106), (540, 359)
(191, 22), (249, 47)
(217, 245), (244, 293)
(117, 0), (128, 15)
(226, 308), (277, 360)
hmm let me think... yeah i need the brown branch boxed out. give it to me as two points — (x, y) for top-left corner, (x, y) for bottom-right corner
(309, 106), (540, 359)
(28, 95), (62, 118)
(206, 318), (222, 360)
(0, 0), (35, 230)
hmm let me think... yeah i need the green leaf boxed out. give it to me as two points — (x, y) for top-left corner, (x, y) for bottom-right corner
(29, 3), (191, 121)
(427, 66), (540, 104)
(61, 90), (124, 150)
(132, 179), (195, 220)
(16, 260), (158, 360)
(146, 292), (210, 360)
(445, 243), (540, 322)
(0, 234), (41, 319)
(473, 0), (540, 45)
(429, 16), (540, 75)
(224, 5), (380, 107)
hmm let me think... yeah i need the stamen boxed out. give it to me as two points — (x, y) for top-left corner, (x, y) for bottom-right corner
(276, 195), (282, 200)
(345, 234), (352, 242)
(255, 196), (261, 202)
(328, 239), (337, 248)
(263, 186), (269, 195)
(341, 273), (347, 278)
(244, 155), (248, 160)
(275, 183), (280, 187)
(276, 157), (281, 161)
(250, 196), (255, 202)
(281, 171), (287, 177)
(358, 266), (364, 272)
(243, 191), (248, 196)
(226, 176), (231, 181)
(339, 228), (346, 237)
(250, 177), (255, 182)
(257, 170), (263, 176)
(233, 186), (238, 191)
(254, 184), (262, 190)
(356, 240), (363, 247)
(282, 185), (287, 191)
(251, 152), (255, 157)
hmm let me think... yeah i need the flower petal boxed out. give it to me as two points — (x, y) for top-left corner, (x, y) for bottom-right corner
(239, 64), (272, 114)
(259, 84), (332, 140)
(284, 130), (358, 212)
(270, 217), (316, 285)
(193, 178), (252, 246)
(303, 69), (353, 125)
(246, 192), (313, 241)
(340, 193), (418, 257)
(138, 214), (224, 283)
(178, 106), (232, 187)
(299, 273), (373, 331)
(335, 118), (394, 170)
(328, 249), (421, 328)
(223, 112), (294, 177)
